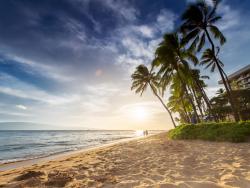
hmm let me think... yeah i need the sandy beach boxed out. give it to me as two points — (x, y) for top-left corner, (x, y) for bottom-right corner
(0, 133), (250, 188)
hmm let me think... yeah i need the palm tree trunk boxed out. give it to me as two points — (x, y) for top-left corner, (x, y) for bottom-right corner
(221, 68), (243, 119)
(219, 65), (240, 121)
(191, 86), (204, 119)
(221, 69), (233, 91)
(196, 80), (218, 121)
(180, 95), (191, 123)
(149, 84), (177, 128)
(204, 28), (240, 122)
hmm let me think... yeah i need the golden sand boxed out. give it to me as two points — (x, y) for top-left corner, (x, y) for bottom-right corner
(0, 133), (250, 187)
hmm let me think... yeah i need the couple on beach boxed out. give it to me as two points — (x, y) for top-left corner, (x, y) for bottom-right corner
(143, 130), (148, 136)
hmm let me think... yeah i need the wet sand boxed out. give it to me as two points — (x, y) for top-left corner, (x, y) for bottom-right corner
(0, 133), (250, 187)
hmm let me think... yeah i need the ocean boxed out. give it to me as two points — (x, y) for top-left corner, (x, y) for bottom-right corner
(0, 130), (160, 164)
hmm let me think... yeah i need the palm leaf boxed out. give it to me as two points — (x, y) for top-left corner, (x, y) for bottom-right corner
(209, 16), (222, 23)
(209, 25), (226, 45)
(188, 35), (200, 52)
(197, 32), (205, 52)
(211, 63), (216, 72)
(182, 29), (200, 45)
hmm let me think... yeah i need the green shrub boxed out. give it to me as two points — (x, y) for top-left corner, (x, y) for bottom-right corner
(168, 121), (250, 142)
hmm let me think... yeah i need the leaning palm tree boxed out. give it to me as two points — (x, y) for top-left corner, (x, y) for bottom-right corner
(180, 0), (240, 121)
(153, 33), (201, 122)
(131, 64), (176, 128)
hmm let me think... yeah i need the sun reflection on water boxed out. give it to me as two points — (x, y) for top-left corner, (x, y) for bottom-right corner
(135, 130), (144, 137)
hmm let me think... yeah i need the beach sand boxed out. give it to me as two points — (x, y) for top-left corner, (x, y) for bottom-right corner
(0, 132), (250, 188)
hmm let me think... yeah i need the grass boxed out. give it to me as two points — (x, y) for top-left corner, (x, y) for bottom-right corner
(168, 121), (250, 142)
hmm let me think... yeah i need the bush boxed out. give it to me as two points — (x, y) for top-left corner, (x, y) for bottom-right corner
(168, 121), (250, 142)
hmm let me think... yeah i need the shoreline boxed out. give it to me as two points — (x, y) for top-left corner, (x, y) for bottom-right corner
(0, 133), (154, 171)
(1, 132), (250, 187)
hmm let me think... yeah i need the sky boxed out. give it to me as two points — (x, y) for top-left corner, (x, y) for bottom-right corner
(0, 0), (249, 130)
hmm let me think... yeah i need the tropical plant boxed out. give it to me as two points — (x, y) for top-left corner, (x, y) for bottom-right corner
(131, 64), (176, 127)
(211, 89), (250, 121)
(153, 33), (201, 123)
(167, 73), (192, 123)
(180, 0), (240, 121)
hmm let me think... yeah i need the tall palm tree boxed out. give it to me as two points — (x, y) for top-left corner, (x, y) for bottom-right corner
(153, 33), (201, 123)
(131, 64), (176, 128)
(180, 0), (240, 121)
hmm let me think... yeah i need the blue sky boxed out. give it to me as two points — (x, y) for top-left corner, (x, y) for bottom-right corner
(0, 0), (249, 130)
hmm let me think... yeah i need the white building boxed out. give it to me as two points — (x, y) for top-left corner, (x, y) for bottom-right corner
(219, 64), (250, 89)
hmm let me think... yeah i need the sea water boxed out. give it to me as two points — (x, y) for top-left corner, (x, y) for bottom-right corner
(0, 130), (159, 164)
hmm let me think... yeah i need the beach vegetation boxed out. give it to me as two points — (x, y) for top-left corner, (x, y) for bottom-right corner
(168, 121), (250, 142)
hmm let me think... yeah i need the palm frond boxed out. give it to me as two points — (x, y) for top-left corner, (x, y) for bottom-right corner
(209, 16), (222, 23)
(197, 32), (205, 52)
(182, 29), (200, 45)
(209, 25), (226, 45)
(211, 63), (216, 72)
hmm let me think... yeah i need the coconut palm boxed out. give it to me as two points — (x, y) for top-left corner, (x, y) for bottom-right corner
(153, 33), (201, 123)
(180, 0), (240, 121)
(131, 64), (176, 128)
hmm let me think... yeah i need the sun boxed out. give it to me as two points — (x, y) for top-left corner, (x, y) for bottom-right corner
(133, 106), (147, 121)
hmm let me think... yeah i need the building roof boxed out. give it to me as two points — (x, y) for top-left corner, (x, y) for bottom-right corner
(218, 64), (250, 84)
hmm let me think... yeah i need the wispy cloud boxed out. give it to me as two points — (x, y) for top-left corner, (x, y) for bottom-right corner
(114, 9), (176, 74)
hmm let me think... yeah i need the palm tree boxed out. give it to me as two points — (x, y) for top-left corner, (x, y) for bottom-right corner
(200, 48), (239, 120)
(168, 94), (191, 123)
(189, 69), (216, 120)
(131, 64), (176, 128)
(180, 0), (240, 121)
(168, 73), (192, 123)
(153, 33), (201, 123)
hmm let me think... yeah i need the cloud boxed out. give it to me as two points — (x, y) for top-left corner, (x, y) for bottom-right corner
(16, 104), (27, 110)
(186, 0), (214, 6)
(101, 0), (138, 22)
(114, 9), (176, 74)
(133, 25), (155, 38)
(217, 2), (240, 31)
(118, 101), (165, 117)
(156, 10), (176, 33)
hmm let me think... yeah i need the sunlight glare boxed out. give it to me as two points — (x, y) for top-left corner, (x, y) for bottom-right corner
(133, 106), (147, 121)
(135, 130), (144, 136)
